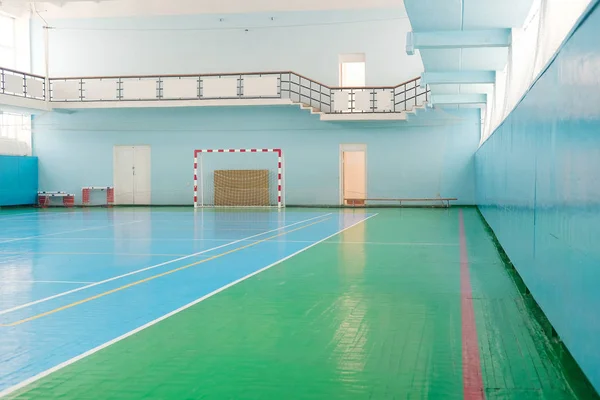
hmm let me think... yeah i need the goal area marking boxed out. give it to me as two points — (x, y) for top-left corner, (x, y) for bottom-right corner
(193, 148), (283, 208)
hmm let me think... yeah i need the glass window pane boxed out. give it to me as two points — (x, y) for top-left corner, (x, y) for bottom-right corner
(0, 15), (14, 47)
(0, 46), (14, 67)
(0, 113), (32, 155)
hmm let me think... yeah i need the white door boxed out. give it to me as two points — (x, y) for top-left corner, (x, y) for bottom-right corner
(114, 146), (135, 205)
(113, 145), (151, 205)
(340, 144), (367, 205)
(132, 145), (151, 205)
(343, 151), (366, 205)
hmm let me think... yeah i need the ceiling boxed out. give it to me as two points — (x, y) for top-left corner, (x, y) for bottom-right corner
(405, 0), (533, 30)
(404, 0), (535, 105)
(1, 0), (406, 19)
(3, 0), (537, 110)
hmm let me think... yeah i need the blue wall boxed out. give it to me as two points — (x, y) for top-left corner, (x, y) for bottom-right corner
(0, 155), (38, 206)
(32, 106), (479, 206)
(476, 2), (600, 392)
(31, 8), (423, 86)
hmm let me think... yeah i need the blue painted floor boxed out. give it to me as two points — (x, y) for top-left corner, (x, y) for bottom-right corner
(0, 207), (371, 392)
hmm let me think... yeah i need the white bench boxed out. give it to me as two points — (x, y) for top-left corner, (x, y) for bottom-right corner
(345, 197), (458, 208)
(37, 191), (75, 207)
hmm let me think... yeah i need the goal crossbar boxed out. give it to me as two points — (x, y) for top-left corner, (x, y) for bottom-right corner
(193, 148), (283, 208)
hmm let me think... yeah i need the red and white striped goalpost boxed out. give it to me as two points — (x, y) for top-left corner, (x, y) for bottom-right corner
(193, 148), (283, 208)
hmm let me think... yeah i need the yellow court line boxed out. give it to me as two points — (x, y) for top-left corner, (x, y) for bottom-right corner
(1, 217), (331, 327)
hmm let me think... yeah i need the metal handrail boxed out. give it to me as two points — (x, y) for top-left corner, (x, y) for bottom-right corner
(48, 70), (420, 90)
(0, 66), (46, 100)
(1, 66), (429, 114)
(0, 67), (45, 79)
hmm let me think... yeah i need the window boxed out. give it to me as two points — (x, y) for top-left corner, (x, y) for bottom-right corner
(339, 53), (366, 87)
(0, 13), (16, 68)
(0, 112), (32, 156)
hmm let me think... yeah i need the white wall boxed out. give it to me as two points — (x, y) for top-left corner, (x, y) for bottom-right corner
(32, 106), (479, 206)
(31, 8), (423, 86)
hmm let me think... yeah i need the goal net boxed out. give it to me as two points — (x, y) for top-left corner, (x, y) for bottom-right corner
(194, 148), (283, 208)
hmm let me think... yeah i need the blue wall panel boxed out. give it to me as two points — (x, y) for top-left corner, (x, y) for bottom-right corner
(0, 155), (38, 206)
(32, 106), (479, 206)
(476, 2), (600, 392)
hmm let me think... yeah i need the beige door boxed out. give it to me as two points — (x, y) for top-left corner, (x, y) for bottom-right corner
(343, 150), (366, 205)
(113, 145), (151, 205)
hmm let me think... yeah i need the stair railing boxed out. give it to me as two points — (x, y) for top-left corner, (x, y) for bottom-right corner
(1, 65), (429, 114)
(0, 66), (46, 101)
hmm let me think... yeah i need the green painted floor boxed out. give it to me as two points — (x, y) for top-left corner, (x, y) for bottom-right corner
(6, 208), (597, 399)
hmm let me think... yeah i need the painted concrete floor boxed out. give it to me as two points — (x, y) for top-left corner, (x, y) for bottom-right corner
(0, 207), (596, 399)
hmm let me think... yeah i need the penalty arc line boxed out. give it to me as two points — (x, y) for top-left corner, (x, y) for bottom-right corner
(0, 213), (332, 317)
(0, 213), (377, 398)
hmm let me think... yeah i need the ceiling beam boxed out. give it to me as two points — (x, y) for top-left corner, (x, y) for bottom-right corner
(406, 29), (511, 55)
(421, 71), (496, 85)
(431, 93), (487, 105)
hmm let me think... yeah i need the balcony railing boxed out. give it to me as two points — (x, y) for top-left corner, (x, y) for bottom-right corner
(2, 68), (429, 114)
(0, 67), (46, 101)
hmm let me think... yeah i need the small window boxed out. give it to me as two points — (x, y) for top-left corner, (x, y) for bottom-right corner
(0, 112), (32, 156)
(0, 14), (16, 67)
(339, 53), (366, 87)
(0, 14), (15, 47)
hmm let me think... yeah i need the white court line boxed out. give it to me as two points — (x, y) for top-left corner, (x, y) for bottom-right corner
(0, 220), (330, 240)
(324, 241), (460, 246)
(0, 211), (296, 223)
(0, 220), (145, 245)
(0, 213), (331, 316)
(0, 213), (376, 399)
(0, 212), (55, 221)
(0, 252), (206, 257)
(0, 238), (457, 247)
(0, 281), (95, 285)
(0, 211), (85, 222)
(0, 237), (289, 241)
(0, 211), (324, 223)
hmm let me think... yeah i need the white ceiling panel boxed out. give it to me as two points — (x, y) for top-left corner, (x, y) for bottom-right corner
(406, 0), (534, 31)
(459, 83), (494, 94)
(429, 83), (494, 95)
(3, 0), (408, 19)
(463, 0), (535, 29)
(419, 49), (462, 71)
(404, 0), (462, 31)
(429, 84), (460, 95)
(405, 0), (536, 107)
(461, 48), (509, 70)
(421, 48), (508, 71)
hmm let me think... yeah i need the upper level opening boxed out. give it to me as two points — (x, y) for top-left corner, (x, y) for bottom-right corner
(339, 53), (366, 87)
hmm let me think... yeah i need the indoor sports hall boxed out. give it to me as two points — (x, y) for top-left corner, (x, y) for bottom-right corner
(0, 1), (599, 399)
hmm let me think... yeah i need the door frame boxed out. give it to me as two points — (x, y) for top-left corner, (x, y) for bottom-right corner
(339, 143), (367, 205)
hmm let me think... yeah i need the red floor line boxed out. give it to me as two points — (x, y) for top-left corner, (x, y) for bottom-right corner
(459, 210), (485, 400)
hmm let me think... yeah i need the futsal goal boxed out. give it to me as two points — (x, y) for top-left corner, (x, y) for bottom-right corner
(193, 148), (283, 208)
